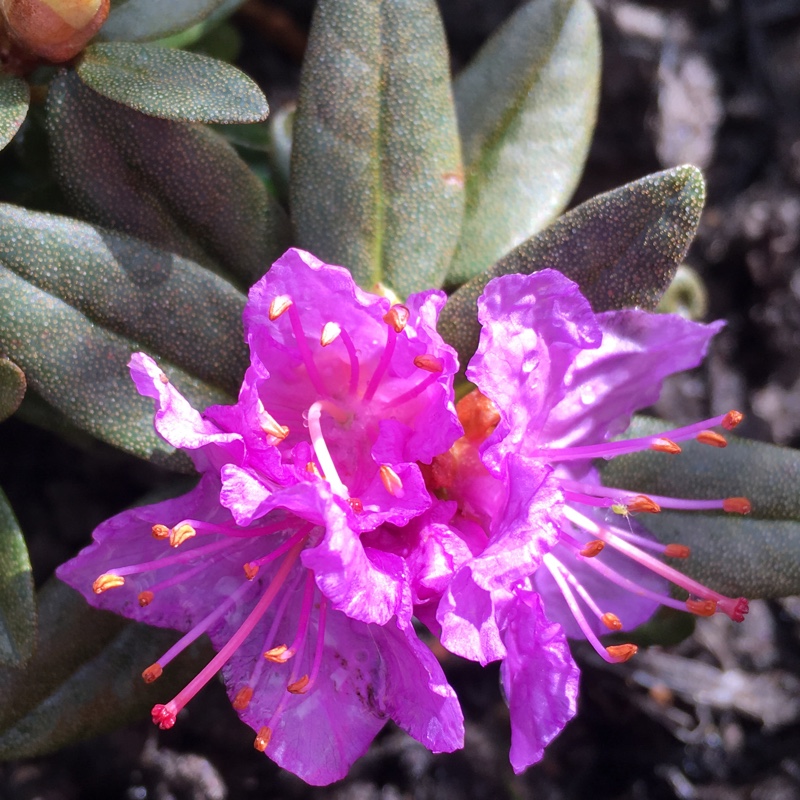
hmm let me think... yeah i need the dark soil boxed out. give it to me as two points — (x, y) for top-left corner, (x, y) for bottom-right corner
(3, 1), (800, 798)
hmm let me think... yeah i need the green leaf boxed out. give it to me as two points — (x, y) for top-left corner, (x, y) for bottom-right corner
(0, 204), (247, 468)
(0, 489), (35, 668)
(47, 71), (290, 288)
(447, 0), (600, 286)
(0, 357), (26, 423)
(603, 416), (800, 598)
(0, 579), (211, 758)
(77, 42), (268, 124)
(101, 0), (242, 43)
(291, 0), (464, 296)
(0, 74), (29, 153)
(439, 165), (706, 371)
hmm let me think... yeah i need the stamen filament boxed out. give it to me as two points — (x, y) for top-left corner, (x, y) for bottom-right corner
(287, 303), (328, 397)
(246, 524), (314, 571)
(301, 596), (327, 694)
(339, 328), (360, 397)
(106, 537), (236, 579)
(385, 371), (440, 409)
(273, 571), (316, 662)
(362, 326), (397, 402)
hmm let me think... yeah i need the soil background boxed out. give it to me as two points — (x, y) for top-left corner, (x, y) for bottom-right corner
(3, 0), (800, 798)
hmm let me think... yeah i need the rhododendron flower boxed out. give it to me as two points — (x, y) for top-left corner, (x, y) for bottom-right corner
(57, 249), (464, 785)
(429, 269), (751, 773)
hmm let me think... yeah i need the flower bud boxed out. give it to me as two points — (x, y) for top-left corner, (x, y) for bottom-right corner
(1, 0), (109, 63)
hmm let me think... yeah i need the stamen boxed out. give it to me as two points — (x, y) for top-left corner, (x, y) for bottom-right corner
(383, 304), (410, 332)
(606, 644), (638, 663)
(413, 354), (444, 373)
(244, 564), (259, 580)
(256, 400), (289, 441)
(254, 726), (272, 752)
(142, 663), (163, 683)
(270, 572), (316, 663)
(299, 596), (327, 694)
(379, 465), (404, 498)
(722, 410), (744, 430)
(268, 295), (292, 320)
(362, 324), (397, 402)
(233, 686), (254, 711)
(651, 438), (681, 454)
(152, 524), (170, 540)
(348, 497), (363, 514)
(306, 461), (321, 478)
(686, 599), (717, 616)
(339, 327), (360, 397)
(102, 537), (235, 580)
(543, 553), (635, 664)
(580, 540), (605, 557)
(723, 497), (752, 514)
(169, 523), (196, 548)
(664, 544), (691, 558)
(626, 495), (661, 514)
(601, 612), (623, 631)
(264, 644), (289, 663)
(150, 536), (306, 729)
(138, 590), (155, 607)
(286, 302), (327, 396)
(385, 371), (441, 409)
(287, 675), (310, 694)
(320, 321), (341, 347)
(93, 573), (125, 594)
(306, 402), (348, 497)
(245, 525), (314, 574)
(697, 430), (727, 448)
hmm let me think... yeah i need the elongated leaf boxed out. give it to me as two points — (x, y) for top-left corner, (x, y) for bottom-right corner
(0, 74), (29, 152)
(101, 0), (240, 43)
(0, 205), (247, 467)
(0, 579), (211, 758)
(440, 166), (705, 370)
(603, 417), (800, 598)
(77, 42), (268, 124)
(447, 0), (600, 286)
(0, 358), (25, 423)
(48, 71), (290, 288)
(291, 0), (463, 296)
(0, 489), (35, 668)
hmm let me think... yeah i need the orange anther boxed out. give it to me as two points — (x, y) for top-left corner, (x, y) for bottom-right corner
(287, 675), (310, 694)
(686, 598), (717, 617)
(142, 663), (162, 683)
(664, 544), (691, 559)
(650, 437), (682, 455)
(264, 644), (289, 663)
(722, 410), (744, 430)
(92, 573), (125, 594)
(254, 726), (272, 752)
(697, 430), (727, 448)
(606, 644), (638, 663)
(269, 295), (292, 320)
(383, 304), (410, 333)
(379, 465), (404, 498)
(413, 354), (444, 373)
(348, 497), (364, 514)
(320, 321), (342, 347)
(243, 563), (259, 580)
(233, 686), (254, 711)
(306, 461), (321, 478)
(456, 389), (501, 443)
(138, 590), (155, 607)
(579, 540), (605, 558)
(169, 523), (196, 548)
(601, 612), (623, 631)
(151, 524), (170, 540)
(158, 372), (169, 385)
(627, 495), (661, 514)
(723, 497), (751, 515)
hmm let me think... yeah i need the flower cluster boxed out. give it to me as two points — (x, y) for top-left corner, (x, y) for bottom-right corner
(58, 249), (750, 783)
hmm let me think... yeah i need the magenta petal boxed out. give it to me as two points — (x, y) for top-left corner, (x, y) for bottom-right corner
(500, 590), (579, 773)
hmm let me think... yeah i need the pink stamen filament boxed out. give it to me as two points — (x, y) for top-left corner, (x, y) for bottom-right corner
(306, 401), (348, 497)
(155, 535), (307, 721)
(155, 579), (257, 669)
(145, 560), (216, 597)
(560, 481), (736, 513)
(109, 537), (236, 578)
(528, 413), (736, 462)
(547, 552), (607, 622)
(276, 571), (316, 662)
(287, 303), (328, 397)
(362, 325), (397, 402)
(339, 327), (360, 397)
(303, 596), (328, 693)
(174, 518), (303, 539)
(543, 553), (620, 664)
(595, 520), (679, 557)
(247, 524), (314, 570)
(385, 371), (440, 409)
(564, 505), (746, 621)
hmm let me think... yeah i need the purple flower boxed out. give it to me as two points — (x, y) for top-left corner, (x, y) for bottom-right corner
(430, 269), (750, 773)
(57, 249), (465, 784)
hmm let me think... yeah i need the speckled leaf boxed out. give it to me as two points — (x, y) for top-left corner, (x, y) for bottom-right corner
(440, 165), (705, 370)
(291, 0), (464, 296)
(0, 579), (211, 758)
(603, 416), (800, 598)
(0, 489), (34, 668)
(0, 358), (25, 423)
(48, 71), (290, 288)
(100, 0), (242, 43)
(447, 0), (600, 286)
(0, 204), (247, 468)
(77, 42), (268, 124)
(0, 74), (28, 153)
